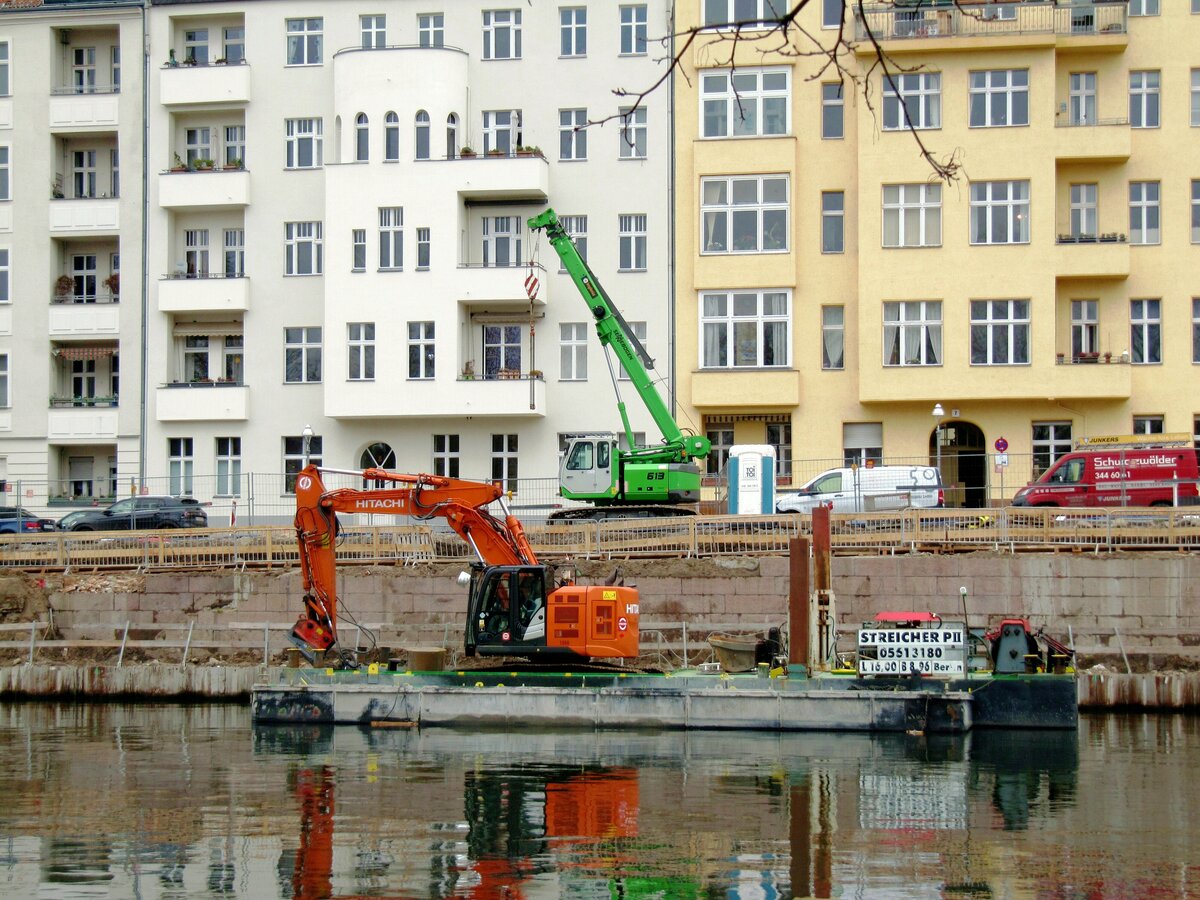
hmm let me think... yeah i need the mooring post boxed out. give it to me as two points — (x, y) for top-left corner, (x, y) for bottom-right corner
(181, 621), (194, 668)
(263, 622), (270, 667)
(812, 505), (833, 668)
(27, 621), (36, 666)
(682, 621), (689, 667)
(117, 621), (130, 667)
(789, 538), (810, 669)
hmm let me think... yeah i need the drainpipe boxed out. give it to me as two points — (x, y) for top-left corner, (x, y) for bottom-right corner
(138, 0), (149, 487)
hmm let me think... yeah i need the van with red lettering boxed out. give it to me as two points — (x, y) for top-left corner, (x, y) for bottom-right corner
(1011, 437), (1200, 508)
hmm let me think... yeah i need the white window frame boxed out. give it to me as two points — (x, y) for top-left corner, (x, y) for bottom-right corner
(821, 82), (842, 140)
(215, 437), (242, 497)
(73, 149), (97, 198)
(417, 227), (431, 269)
(1032, 423), (1072, 477)
(184, 128), (210, 168)
(883, 300), (942, 367)
(483, 9), (522, 60)
(1192, 70), (1200, 127)
(73, 47), (96, 93)
(1193, 298), (1200, 364)
(969, 180), (1030, 245)
(1193, 180), (1200, 243)
(415, 110), (430, 160)
(1130, 299), (1161, 365)
(560, 6), (587, 57)
(559, 108), (587, 160)
(1070, 183), (1098, 239)
(821, 305), (844, 370)
(1129, 0), (1159, 16)
(560, 215), (587, 269)
(184, 28), (209, 65)
(0, 353), (10, 407)
(355, 113), (369, 161)
(700, 67), (790, 139)
(224, 125), (245, 166)
(384, 111), (400, 161)
(883, 72), (941, 131)
(286, 18), (323, 66)
(700, 174), (789, 255)
(348, 322), (376, 381)
(699, 289), (792, 369)
(378, 207), (403, 270)
(284, 435), (322, 492)
(224, 229), (244, 278)
(767, 422), (792, 478)
(168, 437), (194, 496)
(1133, 416), (1164, 435)
(618, 321), (646, 381)
(361, 14), (386, 49)
(618, 214), (647, 272)
(619, 106), (647, 159)
(285, 221), (323, 276)
(822, 191), (844, 254)
(701, 0), (784, 28)
(491, 434), (519, 493)
(968, 69), (1029, 128)
(483, 109), (521, 155)
(433, 434), (460, 477)
(1129, 181), (1160, 245)
(1129, 70), (1160, 128)
(970, 299), (1030, 366)
(620, 5), (647, 55)
(0, 248), (9, 304)
(1069, 72), (1096, 126)
(184, 228), (209, 278)
(0, 42), (9, 97)
(822, 0), (842, 28)
(883, 183), (942, 248)
(483, 216), (522, 268)
(0, 145), (7, 201)
(223, 26), (245, 64)
(284, 327), (321, 383)
(560, 322), (588, 381)
(1072, 299), (1099, 357)
(352, 229), (367, 271)
(285, 118), (323, 169)
(408, 321), (435, 380)
(419, 14), (444, 48)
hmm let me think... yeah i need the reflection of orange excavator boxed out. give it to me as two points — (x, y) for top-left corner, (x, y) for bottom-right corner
(289, 463), (640, 667)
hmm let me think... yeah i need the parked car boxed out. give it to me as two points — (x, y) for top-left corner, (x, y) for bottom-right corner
(58, 496), (208, 531)
(776, 465), (944, 514)
(1012, 446), (1200, 508)
(0, 506), (57, 534)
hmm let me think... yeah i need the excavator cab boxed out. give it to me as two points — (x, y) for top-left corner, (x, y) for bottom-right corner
(465, 565), (553, 658)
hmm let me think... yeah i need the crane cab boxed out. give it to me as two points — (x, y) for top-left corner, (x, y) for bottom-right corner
(464, 563), (639, 660)
(559, 435), (619, 501)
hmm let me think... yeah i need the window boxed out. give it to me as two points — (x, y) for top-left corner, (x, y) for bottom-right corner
(184, 127), (210, 167)
(1071, 299), (1098, 357)
(883, 73), (940, 131)
(417, 228), (431, 269)
(446, 113), (458, 157)
(483, 109), (521, 155)
(561, 215), (587, 265)
(700, 67), (790, 138)
(822, 0), (842, 28)
(618, 214), (647, 271)
(110, 148), (119, 197)
(285, 222), (323, 275)
(73, 47), (96, 93)
(618, 321), (646, 381)
(483, 10), (522, 60)
(619, 106), (647, 159)
(483, 217), (521, 267)
(419, 14), (444, 48)
(184, 28), (209, 65)
(216, 437), (242, 496)
(1070, 183), (1098, 239)
(700, 290), (790, 368)
(484, 325), (522, 377)
(1129, 181), (1160, 245)
(491, 434), (519, 492)
(1130, 299), (1161, 364)
(701, 175), (789, 254)
(701, 0), (785, 27)
(0, 353), (7, 407)
(223, 334), (243, 382)
(1133, 415), (1164, 435)
(284, 327), (321, 383)
(185, 229), (209, 277)
(352, 229), (367, 271)
(369, 112), (392, 161)
(72, 254), (96, 301)
(822, 191), (844, 253)
(821, 306), (844, 370)
(969, 181), (1030, 245)
(970, 300), (1029, 365)
(0, 146), (7, 200)
(407, 321), (435, 379)
(348, 323), (375, 380)
(73, 149), (97, 198)
(883, 301), (942, 366)
(183, 336), (210, 381)
(882, 183), (941, 248)
(844, 424), (882, 468)
(286, 18), (323, 65)
(111, 46), (120, 89)
(1194, 298), (1200, 364)
(379, 207), (403, 270)
(223, 26), (245, 64)
(0, 249), (8, 304)
(361, 14), (386, 49)
(168, 438), (193, 496)
(355, 113), (369, 161)
(969, 69), (1028, 127)
(821, 82), (843, 139)
(1069, 72), (1096, 126)
(1192, 70), (1200, 127)
(620, 5), (647, 54)
(560, 323), (588, 380)
(561, 7), (587, 56)
(1129, 71), (1160, 128)
(1129, 0), (1159, 15)
(767, 422), (792, 478)
(285, 118), (323, 168)
(1032, 423), (1072, 478)
(705, 424), (734, 477)
(0, 42), (8, 96)
(284, 435), (322, 492)
(559, 109), (587, 160)
(433, 434), (460, 478)
(1195, 181), (1200, 242)
(224, 125), (245, 167)
(415, 111), (430, 160)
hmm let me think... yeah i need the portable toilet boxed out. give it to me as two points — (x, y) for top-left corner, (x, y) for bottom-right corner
(727, 445), (777, 515)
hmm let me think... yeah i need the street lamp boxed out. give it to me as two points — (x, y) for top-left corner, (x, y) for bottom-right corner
(931, 403), (945, 478)
(302, 424), (313, 467)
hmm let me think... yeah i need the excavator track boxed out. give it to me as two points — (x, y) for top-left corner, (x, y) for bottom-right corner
(547, 505), (698, 522)
(455, 657), (665, 676)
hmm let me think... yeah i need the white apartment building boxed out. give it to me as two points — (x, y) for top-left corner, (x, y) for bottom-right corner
(0, 0), (675, 520)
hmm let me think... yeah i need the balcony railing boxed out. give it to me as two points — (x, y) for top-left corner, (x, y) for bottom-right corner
(855, 1), (1127, 42)
(161, 379), (244, 388)
(1055, 352), (1128, 365)
(51, 293), (119, 305)
(1056, 233), (1126, 244)
(50, 395), (118, 408)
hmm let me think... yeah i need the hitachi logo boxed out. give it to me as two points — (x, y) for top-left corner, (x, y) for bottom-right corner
(357, 499), (407, 510)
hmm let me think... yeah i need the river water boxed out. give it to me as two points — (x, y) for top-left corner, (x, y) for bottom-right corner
(0, 704), (1194, 898)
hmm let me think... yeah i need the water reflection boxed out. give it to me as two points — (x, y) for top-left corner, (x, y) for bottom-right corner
(0, 706), (1195, 897)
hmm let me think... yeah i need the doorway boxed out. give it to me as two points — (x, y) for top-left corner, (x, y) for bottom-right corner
(930, 420), (987, 508)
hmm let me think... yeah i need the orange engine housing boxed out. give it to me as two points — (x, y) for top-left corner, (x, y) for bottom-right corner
(545, 584), (640, 659)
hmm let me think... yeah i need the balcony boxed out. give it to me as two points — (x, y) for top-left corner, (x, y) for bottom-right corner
(1054, 118), (1130, 163)
(858, 358), (1130, 403)
(689, 369), (800, 409)
(159, 61), (250, 106)
(48, 298), (121, 337)
(158, 275), (249, 313)
(49, 198), (119, 235)
(454, 151), (549, 202)
(1054, 233), (1129, 281)
(48, 406), (119, 443)
(159, 167), (249, 209)
(343, 374), (546, 419)
(454, 263), (549, 307)
(48, 90), (119, 131)
(156, 382), (249, 422)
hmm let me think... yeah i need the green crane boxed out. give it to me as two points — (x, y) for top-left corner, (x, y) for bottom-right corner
(528, 208), (710, 520)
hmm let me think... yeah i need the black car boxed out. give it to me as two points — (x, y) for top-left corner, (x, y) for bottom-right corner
(0, 506), (57, 534)
(58, 496), (208, 531)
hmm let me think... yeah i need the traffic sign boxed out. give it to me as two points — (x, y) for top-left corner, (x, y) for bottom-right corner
(994, 437), (1008, 453)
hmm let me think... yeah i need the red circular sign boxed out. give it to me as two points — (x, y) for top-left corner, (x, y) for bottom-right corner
(994, 437), (1009, 452)
(618, 617), (628, 632)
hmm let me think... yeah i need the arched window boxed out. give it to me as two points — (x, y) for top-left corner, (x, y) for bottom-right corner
(355, 113), (369, 162)
(446, 113), (458, 158)
(360, 442), (396, 488)
(415, 110), (430, 160)
(384, 112), (399, 161)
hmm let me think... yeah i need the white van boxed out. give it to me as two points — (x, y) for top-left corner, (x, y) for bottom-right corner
(776, 465), (944, 514)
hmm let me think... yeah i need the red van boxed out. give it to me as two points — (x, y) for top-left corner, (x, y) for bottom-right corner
(1012, 443), (1200, 508)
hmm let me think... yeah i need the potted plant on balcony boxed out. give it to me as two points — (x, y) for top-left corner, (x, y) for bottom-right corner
(461, 361), (475, 380)
(171, 153), (189, 173)
(194, 158), (215, 171)
(516, 145), (543, 158)
(50, 181), (64, 199)
(486, 147), (506, 157)
(103, 273), (119, 300)
(224, 158), (243, 170)
(54, 274), (74, 301)
(458, 146), (476, 158)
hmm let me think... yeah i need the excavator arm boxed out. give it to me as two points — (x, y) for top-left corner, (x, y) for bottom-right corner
(291, 464), (538, 662)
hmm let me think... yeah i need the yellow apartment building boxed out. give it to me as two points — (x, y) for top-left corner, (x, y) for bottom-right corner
(675, 0), (1196, 506)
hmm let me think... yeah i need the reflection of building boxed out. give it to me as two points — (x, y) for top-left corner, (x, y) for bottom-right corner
(675, 2), (1196, 506)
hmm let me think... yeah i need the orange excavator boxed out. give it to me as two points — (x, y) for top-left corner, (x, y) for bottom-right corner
(289, 463), (640, 667)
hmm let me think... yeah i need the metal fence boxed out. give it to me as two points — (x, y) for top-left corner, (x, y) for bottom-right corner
(855, 1), (1127, 42)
